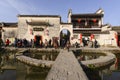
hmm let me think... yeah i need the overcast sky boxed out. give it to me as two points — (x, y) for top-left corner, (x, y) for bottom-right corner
(0, 0), (120, 26)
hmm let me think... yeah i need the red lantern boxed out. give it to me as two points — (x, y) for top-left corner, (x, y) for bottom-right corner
(93, 19), (97, 23)
(78, 19), (81, 23)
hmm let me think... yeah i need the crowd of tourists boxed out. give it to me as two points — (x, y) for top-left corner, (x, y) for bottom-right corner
(0, 38), (71, 49)
(74, 38), (98, 48)
(0, 37), (98, 49)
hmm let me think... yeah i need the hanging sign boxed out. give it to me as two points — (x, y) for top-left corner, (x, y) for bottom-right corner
(33, 28), (44, 31)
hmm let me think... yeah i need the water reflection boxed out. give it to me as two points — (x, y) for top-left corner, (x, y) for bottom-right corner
(17, 62), (50, 80)
(74, 52), (105, 61)
(77, 54), (101, 61)
(103, 54), (120, 80)
(0, 70), (16, 80)
(103, 71), (120, 80)
(0, 52), (51, 80)
(73, 50), (120, 80)
(0, 53), (16, 80)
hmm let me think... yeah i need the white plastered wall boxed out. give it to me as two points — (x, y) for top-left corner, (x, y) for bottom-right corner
(95, 31), (117, 47)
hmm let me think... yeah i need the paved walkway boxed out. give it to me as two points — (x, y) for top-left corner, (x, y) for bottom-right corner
(46, 50), (88, 80)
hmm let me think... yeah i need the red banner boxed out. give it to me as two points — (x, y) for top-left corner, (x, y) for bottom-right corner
(115, 33), (118, 44)
(80, 34), (82, 44)
(90, 34), (94, 41)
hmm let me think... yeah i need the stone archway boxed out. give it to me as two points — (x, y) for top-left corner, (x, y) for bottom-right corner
(60, 29), (70, 48)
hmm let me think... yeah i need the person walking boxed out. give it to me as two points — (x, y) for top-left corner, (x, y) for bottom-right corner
(66, 41), (70, 52)
(94, 39), (98, 48)
(5, 39), (10, 47)
(44, 39), (48, 48)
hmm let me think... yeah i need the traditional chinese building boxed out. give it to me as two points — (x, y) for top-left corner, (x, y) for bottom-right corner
(17, 15), (73, 46)
(0, 22), (17, 44)
(0, 8), (120, 47)
(68, 8), (118, 47)
(68, 9), (103, 43)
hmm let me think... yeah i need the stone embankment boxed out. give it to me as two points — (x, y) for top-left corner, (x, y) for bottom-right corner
(46, 50), (88, 80)
(16, 55), (54, 67)
(80, 48), (116, 68)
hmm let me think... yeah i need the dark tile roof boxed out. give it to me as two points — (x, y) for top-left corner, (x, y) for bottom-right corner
(18, 15), (61, 18)
(27, 21), (52, 26)
(0, 22), (17, 27)
(73, 29), (109, 34)
(61, 23), (73, 25)
(112, 26), (120, 30)
(71, 14), (103, 18)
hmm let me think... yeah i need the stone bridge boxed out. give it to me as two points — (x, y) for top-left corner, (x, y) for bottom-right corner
(46, 50), (89, 80)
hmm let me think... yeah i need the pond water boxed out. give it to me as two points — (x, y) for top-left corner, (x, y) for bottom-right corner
(0, 49), (120, 80)
(73, 51), (106, 61)
(0, 70), (16, 80)
(102, 53), (120, 80)
(0, 49), (59, 80)
(17, 62), (50, 80)
(73, 50), (120, 80)
(103, 71), (120, 80)
(0, 56), (50, 80)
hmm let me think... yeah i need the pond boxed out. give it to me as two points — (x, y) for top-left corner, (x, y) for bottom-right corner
(0, 48), (59, 80)
(0, 70), (16, 80)
(102, 50), (120, 80)
(73, 50), (106, 61)
(1, 48), (120, 80)
(16, 62), (50, 80)
(73, 50), (120, 80)
(26, 49), (59, 61)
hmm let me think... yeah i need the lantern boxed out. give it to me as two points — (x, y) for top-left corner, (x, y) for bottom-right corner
(93, 19), (97, 23)
(78, 19), (81, 23)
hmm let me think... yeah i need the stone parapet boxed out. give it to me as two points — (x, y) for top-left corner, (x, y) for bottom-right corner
(77, 48), (116, 68)
(16, 55), (54, 67)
